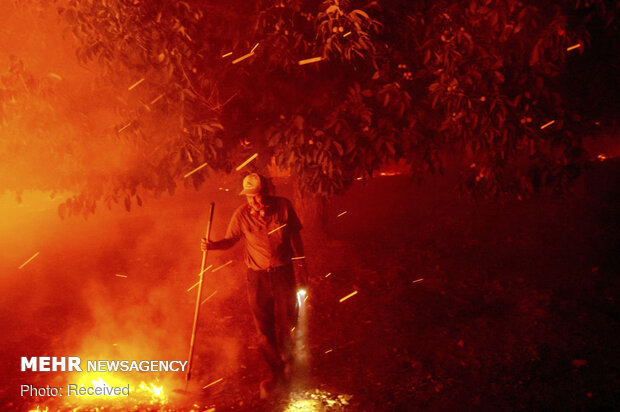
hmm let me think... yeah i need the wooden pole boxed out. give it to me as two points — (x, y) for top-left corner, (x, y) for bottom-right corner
(185, 202), (215, 391)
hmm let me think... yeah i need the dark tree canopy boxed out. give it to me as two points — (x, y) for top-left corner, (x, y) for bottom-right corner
(2, 0), (619, 217)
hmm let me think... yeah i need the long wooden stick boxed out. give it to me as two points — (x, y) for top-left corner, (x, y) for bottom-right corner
(185, 202), (215, 390)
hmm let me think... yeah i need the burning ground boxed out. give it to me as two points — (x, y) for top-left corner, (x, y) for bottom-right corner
(1, 160), (619, 411)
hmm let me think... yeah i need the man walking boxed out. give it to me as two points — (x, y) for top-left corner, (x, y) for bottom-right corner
(201, 173), (308, 399)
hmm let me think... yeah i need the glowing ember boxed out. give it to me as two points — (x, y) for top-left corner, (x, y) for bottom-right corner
(201, 290), (218, 304)
(139, 381), (164, 397)
(187, 279), (201, 292)
(337, 211), (348, 217)
(298, 56), (323, 65)
(212, 260), (233, 272)
(412, 278), (424, 283)
(128, 78), (145, 90)
(118, 122), (132, 133)
(379, 171), (402, 176)
(115, 274), (128, 278)
(268, 223), (287, 235)
(150, 93), (165, 104)
(324, 349), (333, 354)
(221, 51), (233, 57)
(540, 120), (555, 130)
(18, 252), (39, 269)
(339, 290), (358, 303)
(343, 31), (351, 37)
(183, 162), (208, 178)
(291, 256), (306, 260)
(232, 52), (255, 64)
(325, 272), (332, 278)
(597, 154), (607, 161)
(235, 152), (258, 171)
(251, 42), (260, 53)
(566, 43), (581, 52)
(202, 378), (223, 389)
(187, 265), (213, 292)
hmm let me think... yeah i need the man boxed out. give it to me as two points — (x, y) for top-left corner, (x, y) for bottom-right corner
(201, 173), (308, 399)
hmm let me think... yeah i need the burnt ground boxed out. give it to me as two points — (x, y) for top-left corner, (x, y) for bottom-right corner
(2, 159), (620, 411)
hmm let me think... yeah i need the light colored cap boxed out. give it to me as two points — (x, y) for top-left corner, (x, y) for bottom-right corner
(239, 173), (262, 196)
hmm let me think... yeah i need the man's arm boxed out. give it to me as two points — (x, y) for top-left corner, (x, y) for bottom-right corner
(201, 207), (243, 251)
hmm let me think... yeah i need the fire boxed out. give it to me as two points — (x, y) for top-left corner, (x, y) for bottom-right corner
(139, 381), (164, 397)
(284, 390), (353, 411)
(54, 371), (168, 409)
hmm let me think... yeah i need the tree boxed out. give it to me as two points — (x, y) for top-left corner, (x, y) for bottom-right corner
(3, 0), (619, 218)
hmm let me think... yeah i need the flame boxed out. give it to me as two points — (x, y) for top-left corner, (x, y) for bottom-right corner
(57, 371), (168, 409)
(139, 381), (164, 397)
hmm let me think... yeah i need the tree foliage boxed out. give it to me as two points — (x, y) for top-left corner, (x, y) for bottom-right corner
(5, 0), (619, 216)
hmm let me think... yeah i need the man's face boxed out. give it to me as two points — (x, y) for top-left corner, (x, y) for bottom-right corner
(246, 194), (265, 211)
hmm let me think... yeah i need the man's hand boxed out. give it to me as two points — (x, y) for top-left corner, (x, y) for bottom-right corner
(200, 238), (217, 252)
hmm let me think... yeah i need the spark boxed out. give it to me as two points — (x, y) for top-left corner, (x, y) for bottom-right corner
(221, 52), (233, 58)
(202, 378), (223, 389)
(597, 154), (607, 161)
(324, 349), (333, 354)
(325, 272), (332, 278)
(187, 279), (202, 293)
(201, 290), (218, 304)
(339, 290), (358, 303)
(197, 264), (214, 277)
(343, 31), (351, 37)
(292, 256), (306, 260)
(412, 278), (424, 283)
(232, 52), (255, 64)
(355, 177), (363, 180)
(118, 122), (132, 133)
(337, 211), (348, 217)
(128, 78), (145, 90)
(235, 152), (258, 171)
(18, 252), (39, 269)
(251, 43), (260, 53)
(183, 162), (208, 178)
(298, 56), (323, 65)
(268, 223), (287, 235)
(150, 93), (165, 104)
(47, 73), (62, 80)
(187, 265), (215, 291)
(212, 260), (233, 272)
(115, 274), (128, 278)
(540, 120), (555, 130)
(566, 43), (581, 52)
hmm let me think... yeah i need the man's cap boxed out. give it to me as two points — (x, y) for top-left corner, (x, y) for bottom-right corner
(239, 173), (262, 196)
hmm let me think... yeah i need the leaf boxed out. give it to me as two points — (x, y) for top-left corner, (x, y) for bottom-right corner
(351, 9), (370, 20)
(383, 92), (390, 107)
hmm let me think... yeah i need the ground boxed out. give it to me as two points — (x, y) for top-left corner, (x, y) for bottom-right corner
(1, 160), (619, 411)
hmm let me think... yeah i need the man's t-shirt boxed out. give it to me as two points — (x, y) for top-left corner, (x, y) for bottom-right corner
(225, 196), (302, 270)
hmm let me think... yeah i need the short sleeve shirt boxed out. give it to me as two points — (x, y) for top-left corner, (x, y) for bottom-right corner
(225, 196), (303, 270)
